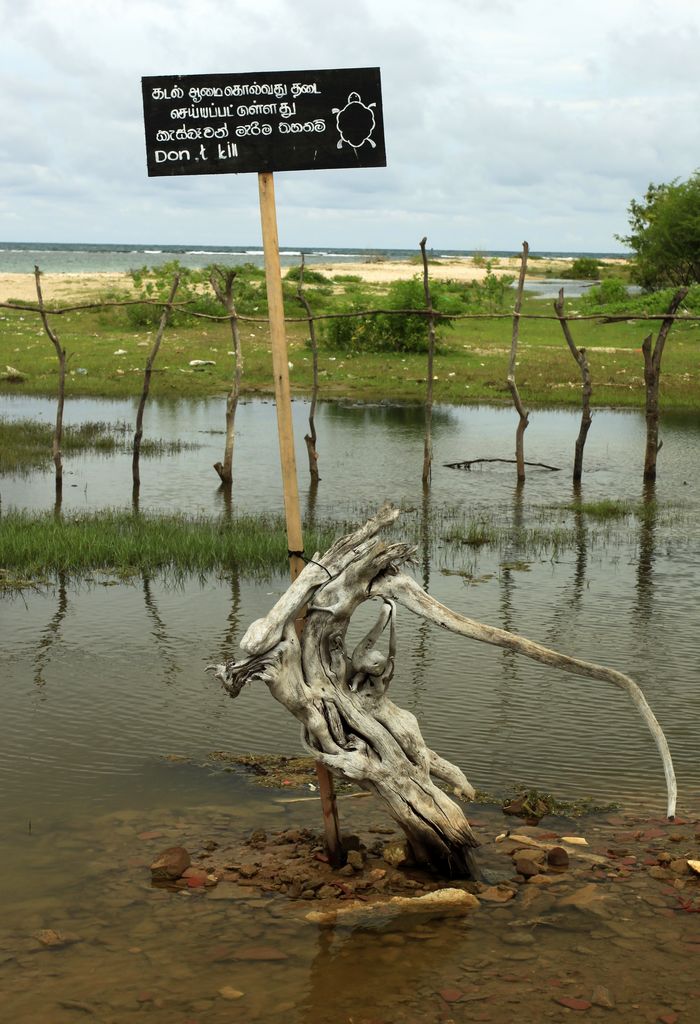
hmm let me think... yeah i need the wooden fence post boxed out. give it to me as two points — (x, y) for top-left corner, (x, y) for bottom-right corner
(258, 171), (343, 866)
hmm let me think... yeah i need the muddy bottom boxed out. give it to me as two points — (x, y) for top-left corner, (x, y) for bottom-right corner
(1, 771), (699, 1024)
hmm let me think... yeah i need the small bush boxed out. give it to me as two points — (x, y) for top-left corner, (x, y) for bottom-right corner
(562, 257), (600, 280)
(125, 260), (272, 327)
(322, 276), (455, 354)
(322, 272), (515, 353)
(284, 266), (331, 285)
(580, 278), (630, 308)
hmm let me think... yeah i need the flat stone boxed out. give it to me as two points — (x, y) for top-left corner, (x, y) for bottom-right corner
(218, 986), (245, 1000)
(478, 885), (515, 903)
(559, 884), (609, 916)
(591, 985), (615, 1009)
(33, 929), (81, 949)
(501, 931), (535, 947)
(527, 873), (566, 886)
(649, 866), (671, 881)
(555, 995), (592, 1010)
(182, 866), (209, 882)
(305, 887), (480, 925)
(513, 854), (542, 878)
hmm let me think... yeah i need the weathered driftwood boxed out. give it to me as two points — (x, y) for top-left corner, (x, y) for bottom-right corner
(210, 507), (677, 880)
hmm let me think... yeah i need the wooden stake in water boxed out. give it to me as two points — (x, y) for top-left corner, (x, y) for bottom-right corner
(257, 171), (343, 865)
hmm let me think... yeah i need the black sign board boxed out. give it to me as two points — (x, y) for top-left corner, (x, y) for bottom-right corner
(141, 67), (385, 177)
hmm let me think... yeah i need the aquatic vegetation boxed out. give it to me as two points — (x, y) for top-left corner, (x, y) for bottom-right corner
(441, 521), (499, 547)
(0, 510), (335, 584)
(0, 417), (198, 475)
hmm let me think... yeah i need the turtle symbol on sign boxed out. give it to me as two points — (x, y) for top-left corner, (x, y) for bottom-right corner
(332, 92), (377, 150)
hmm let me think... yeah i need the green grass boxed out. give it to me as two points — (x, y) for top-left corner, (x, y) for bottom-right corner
(0, 510), (336, 584)
(1, 272), (698, 410)
(564, 498), (634, 520)
(0, 418), (198, 475)
(442, 521), (499, 546)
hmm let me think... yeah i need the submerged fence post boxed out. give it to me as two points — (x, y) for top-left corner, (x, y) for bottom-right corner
(642, 288), (687, 482)
(34, 265), (66, 508)
(296, 254), (321, 483)
(132, 274), (180, 500)
(258, 170), (343, 867)
(554, 288), (592, 482)
(507, 242), (530, 483)
(210, 267), (243, 488)
(419, 236), (437, 485)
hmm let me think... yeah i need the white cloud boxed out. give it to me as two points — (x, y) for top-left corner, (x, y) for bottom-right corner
(1, 0), (700, 249)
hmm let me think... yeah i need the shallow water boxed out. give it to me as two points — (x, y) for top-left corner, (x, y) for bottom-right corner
(1, 397), (699, 1021)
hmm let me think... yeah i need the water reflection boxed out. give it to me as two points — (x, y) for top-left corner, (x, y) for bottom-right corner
(33, 572), (68, 691)
(142, 574), (180, 684)
(1, 398), (699, 816)
(408, 485), (433, 716)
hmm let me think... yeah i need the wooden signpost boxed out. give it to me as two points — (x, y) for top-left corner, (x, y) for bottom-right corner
(142, 67), (386, 864)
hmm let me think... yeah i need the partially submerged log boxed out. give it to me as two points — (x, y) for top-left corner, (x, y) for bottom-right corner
(209, 506), (677, 879)
(444, 458), (560, 472)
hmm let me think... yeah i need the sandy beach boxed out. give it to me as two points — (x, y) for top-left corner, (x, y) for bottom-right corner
(0, 258), (528, 305)
(317, 256), (525, 285)
(0, 272), (136, 305)
(0, 253), (619, 304)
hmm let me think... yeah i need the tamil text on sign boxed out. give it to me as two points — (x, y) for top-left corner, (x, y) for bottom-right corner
(141, 67), (386, 177)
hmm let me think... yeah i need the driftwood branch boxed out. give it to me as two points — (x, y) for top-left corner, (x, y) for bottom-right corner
(132, 274), (180, 496)
(507, 242), (530, 482)
(554, 288), (592, 482)
(34, 265), (66, 506)
(210, 507), (677, 883)
(444, 458), (560, 472)
(296, 254), (320, 483)
(419, 237), (437, 485)
(209, 268), (243, 487)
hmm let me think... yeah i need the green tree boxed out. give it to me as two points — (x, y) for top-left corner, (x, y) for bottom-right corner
(617, 171), (700, 290)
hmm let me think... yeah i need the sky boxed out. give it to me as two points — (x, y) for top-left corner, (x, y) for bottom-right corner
(1, 0), (699, 252)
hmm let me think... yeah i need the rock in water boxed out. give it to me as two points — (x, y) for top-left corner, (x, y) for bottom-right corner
(150, 846), (190, 881)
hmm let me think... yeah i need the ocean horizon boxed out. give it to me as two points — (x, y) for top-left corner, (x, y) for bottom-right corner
(0, 241), (629, 275)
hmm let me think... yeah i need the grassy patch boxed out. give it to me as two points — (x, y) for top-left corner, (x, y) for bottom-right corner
(442, 521), (499, 546)
(2, 270), (698, 410)
(0, 510), (336, 584)
(0, 417), (198, 475)
(565, 499), (634, 520)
